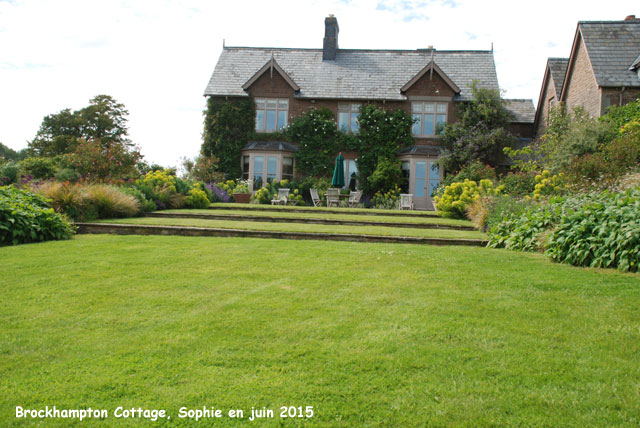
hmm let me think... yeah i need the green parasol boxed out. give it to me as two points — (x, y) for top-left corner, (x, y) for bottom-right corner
(331, 153), (345, 188)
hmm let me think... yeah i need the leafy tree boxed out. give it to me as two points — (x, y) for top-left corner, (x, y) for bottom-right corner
(28, 95), (131, 157)
(285, 108), (342, 177)
(63, 139), (141, 181)
(0, 142), (26, 161)
(354, 105), (414, 194)
(440, 81), (516, 173)
(202, 97), (255, 179)
(537, 106), (612, 173)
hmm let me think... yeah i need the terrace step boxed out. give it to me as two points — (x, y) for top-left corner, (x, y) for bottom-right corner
(208, 205), (438, 217)
(145, 212), (475, 231)
(76, 223), (487, 247)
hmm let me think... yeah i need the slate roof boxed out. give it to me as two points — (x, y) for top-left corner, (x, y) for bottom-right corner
(205, 47), (499, 101)
(505, 99), (536, 123)
(548, 58), (569, 97)
(242, 141), (298, 152)
(579, 20), (640, 87)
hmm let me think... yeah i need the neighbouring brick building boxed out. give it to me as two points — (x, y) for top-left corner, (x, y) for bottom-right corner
(205, 16), (534, 209)
(535, 15), (640, 136)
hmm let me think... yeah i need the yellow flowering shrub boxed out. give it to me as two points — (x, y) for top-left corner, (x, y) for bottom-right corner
(142, 170), (176, 193)
(434, 179), (502, 219)
(532, 170), (566, 201)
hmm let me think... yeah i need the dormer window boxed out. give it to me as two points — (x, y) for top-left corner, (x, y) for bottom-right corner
(255, 98), (288, 132)
(338, 103), (360, 133)
(411, 102), (447, 137)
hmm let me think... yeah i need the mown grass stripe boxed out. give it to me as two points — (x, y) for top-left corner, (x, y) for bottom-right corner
(145, 212), (475, 231)
(76, 223), (488, 246)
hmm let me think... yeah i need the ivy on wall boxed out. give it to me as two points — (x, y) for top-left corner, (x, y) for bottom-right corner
(284, 108), (342, 177)
(354, 105), (414, 194)
(202, 97), (255, 179)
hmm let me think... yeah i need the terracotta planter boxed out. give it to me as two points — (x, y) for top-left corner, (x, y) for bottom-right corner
(233, 193), (251, 204)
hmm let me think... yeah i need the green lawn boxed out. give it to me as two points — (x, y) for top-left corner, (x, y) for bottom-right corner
(210, 202), (439, 216)
(165, 209), (471, 227)
(2, 235), (639, 427)
(96, 216), (486, 240)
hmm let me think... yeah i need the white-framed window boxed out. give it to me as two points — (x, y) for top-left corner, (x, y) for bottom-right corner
(411, 102), (447, 137)
(255, 98), (289, 132)
(338, 103), (360, 133)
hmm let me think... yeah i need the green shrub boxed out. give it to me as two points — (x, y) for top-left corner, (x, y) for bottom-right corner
(19, 157), (58, 180)
(250, 179), (304, 205)
(434, 179), (502, 219)
(533, 170), (566, 201)
(54, 167), (81, 182)
(185, 185), (211, 209)
(371, 185), (402, 209)
(0, 161), (20, 185)
(487, 200), (563, 252)
(499, 172), (536, 196)
(368, 158), (402, 195)
(545, 189), (640, 272)
(120, 186), (157, 212)
(483, 195), (531, 232)
(0, 185), (74, 245)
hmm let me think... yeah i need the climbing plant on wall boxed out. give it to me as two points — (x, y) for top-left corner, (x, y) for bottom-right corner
(202, 97), (255, 179)
(354, 105), (414, 194)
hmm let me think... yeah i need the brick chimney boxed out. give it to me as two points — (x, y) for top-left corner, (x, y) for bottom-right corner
(323, 15), (339, 61)
(624, 15), (637, 21)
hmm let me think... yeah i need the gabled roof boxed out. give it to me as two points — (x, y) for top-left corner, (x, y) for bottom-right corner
(400, 60), (461, 94)
(242, 56), (300, 91)
(505, 99), (535, 123)
(205, 47), (499, 101)
(548, 58), (569, 98)
(575, 20), (640, 88)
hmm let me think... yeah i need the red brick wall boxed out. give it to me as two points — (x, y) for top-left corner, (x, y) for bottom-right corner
(563, 35), (601, 117)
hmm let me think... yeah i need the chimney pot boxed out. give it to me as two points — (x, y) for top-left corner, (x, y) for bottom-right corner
(624, 15), (636, 21)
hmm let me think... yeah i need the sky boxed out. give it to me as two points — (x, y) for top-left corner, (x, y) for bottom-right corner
(0, 0), (638, 167)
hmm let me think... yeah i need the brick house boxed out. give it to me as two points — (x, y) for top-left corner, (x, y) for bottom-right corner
(535, 16), (640, 136)
(205, 16), (534, 209)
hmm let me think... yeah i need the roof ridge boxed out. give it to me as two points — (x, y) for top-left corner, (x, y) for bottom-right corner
(578, 20), (640, 24)
(223, 46), (493, 54)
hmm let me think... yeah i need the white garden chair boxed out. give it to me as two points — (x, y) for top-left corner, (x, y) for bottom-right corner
(310, 189), (322, 207)
(326, 188), (341, 207)
(348, 190), (362, 208)
(271, 188), (289, 205)
(398, 194), (414, 210)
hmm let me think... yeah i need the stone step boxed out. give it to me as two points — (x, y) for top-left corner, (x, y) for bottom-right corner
(145, 212), (475, 231)
(76, 223), (487, 247)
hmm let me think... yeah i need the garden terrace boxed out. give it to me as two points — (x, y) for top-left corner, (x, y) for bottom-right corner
(149, 209), (475, 230)
(2, 235), (639, 426)
(208, 203), (440, 217)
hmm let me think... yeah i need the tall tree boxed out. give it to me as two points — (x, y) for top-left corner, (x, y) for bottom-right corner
(28, 95), (131, 157)
(440, 82), (516, 173)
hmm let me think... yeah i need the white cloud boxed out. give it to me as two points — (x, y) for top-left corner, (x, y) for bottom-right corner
(0, 0), (638, 166)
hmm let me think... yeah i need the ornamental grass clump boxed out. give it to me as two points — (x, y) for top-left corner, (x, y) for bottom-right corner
(0, 185), (74, 245)
(434, 179), (502, 219)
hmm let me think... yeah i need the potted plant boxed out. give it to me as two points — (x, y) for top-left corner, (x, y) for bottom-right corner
(232, 179), (251, 203)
